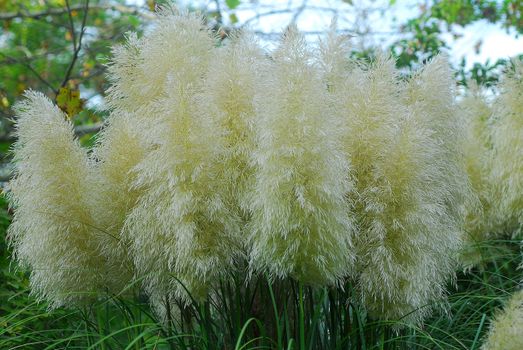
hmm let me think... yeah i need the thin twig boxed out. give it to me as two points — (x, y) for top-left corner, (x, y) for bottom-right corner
(59, 0), (89, 91)
(0, 4), (154, 21)
(65, 0), (78, 51)
(213, 0), (222, 25)
(0, 53), (57, 94)
(240, 8), (295, 27)
(290, 0), (308, 25)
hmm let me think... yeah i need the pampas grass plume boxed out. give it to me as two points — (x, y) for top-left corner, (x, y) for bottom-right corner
(247, 27), (354, 285)
(490, 61), (523, 232)
(329, 52), (468, 323)
(123, 10), (240, 303)
(89, 111), (147, 285)
(7, 91), (113, 307)
(106, 6), (214, 115)
(482, 290), (523, 350)
(459, 85), (498, 268)
(199, 31), (264, 220)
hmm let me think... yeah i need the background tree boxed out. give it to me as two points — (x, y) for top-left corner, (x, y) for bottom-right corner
(0, 0), (150, 138)
(389, 0), (523, 85)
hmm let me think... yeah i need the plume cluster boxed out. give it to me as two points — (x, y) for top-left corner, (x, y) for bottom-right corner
(8, 6), (497, 324)
(489, 62), (523, 233)
(247, 27), (354, 285)
(458, 62), (523, 267)
(482, 290), (523, 350)
(7, 91), (127, 307)
(321, 38), (473, 322)
(458, 87), (497, 268)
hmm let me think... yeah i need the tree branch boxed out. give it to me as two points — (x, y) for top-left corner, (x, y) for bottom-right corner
(0, 53), (57, 94)
(65, 0), (78, 52)
(0, 4), (154, 21)
(59, 0), (89, 91)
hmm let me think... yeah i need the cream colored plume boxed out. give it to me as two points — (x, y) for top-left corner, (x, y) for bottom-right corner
(123, 16), (240, 303)
(125, 89), (241, 303)
(198, 31), (265, 225)
(247, 27), (354, 285)
(458, 85), (499, 268)
(405, 55), (475, 223)
(106, 6), (214, 116)
(317, 19), (354, 94)
(329, 52), (470, 324)
(482, 290), (523, 350)
(490, 61), (523, 233)
(89, 111), (147, 287)
(7, 91), (119, 307)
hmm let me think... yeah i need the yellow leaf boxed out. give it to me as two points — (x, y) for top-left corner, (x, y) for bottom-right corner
(16, 83), (25, 93)
(147, 0), (155, 11)
(56, 87), (83, 118)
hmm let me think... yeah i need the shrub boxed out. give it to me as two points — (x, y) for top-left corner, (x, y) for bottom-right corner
(11, 6), (521, 332)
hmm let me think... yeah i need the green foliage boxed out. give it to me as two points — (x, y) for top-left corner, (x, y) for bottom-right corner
(392, 16), (448, 69)
(0, 0), (142, 125)
(421, 239), (522, 349)
(0, 195), (16, 300)
(56, 87), (83, 117)
(389, 0), (523, 85)
(457, 58), (508, 87)
(432, 0), (523, 33)
(0, 236), (521, 349)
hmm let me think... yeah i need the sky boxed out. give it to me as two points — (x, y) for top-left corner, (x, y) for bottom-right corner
(130, 0), (523, 68)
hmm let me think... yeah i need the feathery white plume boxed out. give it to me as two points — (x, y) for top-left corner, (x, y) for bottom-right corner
(247, 27), (355, 285)
(482, 290), (523, 350)
(8, 91), (118, 307)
